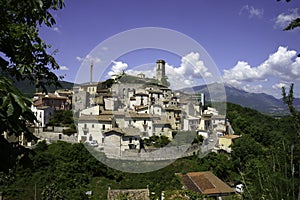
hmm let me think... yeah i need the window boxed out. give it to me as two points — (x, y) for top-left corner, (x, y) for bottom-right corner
(84, 124), (87, 129)
(169, 116), (171, 119)
(133, 120), (136, 123)
(129, 138), (132, 143)
(144, 120), (146, 124)
(102, 124), (105, 130)
(92, 124), (94, 128)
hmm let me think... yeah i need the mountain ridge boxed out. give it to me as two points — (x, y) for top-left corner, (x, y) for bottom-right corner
(181, 83), (300, 115)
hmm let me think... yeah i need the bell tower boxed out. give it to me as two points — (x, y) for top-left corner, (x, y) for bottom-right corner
(156, 59), (165, 82)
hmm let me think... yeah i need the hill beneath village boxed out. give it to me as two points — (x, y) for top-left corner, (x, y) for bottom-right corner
(181, 83), (300, 115)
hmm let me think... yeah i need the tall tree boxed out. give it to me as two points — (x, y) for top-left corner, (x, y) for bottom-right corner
(282, 84), (300, 200)
(0, 0), (64, 138)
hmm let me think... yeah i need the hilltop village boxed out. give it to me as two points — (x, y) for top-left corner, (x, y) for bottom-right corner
(8, 59), (237, 159)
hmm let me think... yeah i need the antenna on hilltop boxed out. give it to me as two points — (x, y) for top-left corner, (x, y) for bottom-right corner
(90, 61), (93, 84)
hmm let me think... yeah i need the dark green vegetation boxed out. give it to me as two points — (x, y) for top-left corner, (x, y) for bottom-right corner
(14, 79), (74, 97)
(48, 110), (77, 136)
(0, 0), (65, 143)
(1, 103), (299, 199)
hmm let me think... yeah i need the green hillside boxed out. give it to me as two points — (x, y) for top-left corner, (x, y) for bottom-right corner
(1, 103), (299, 199)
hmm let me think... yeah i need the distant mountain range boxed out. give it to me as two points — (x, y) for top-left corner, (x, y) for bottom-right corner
(180, 83), (300, 115)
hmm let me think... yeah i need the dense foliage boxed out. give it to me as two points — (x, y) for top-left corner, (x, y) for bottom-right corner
(1, 103), (299, 199)
(0, 0), (64, 136)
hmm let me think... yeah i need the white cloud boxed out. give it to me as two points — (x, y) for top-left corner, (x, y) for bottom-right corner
(223, 46), (300, 97)
(52, 27), (60, 33)
(108, 61), (128, 76)
(106, 52), (211, 89)
(275, 8), (300, 29)
(240, 5), (264, 18)
(272, 82), (287, 90)
(126, 69), (155, 78)
(76, 54), (101, 64)
(59, 65), (69, 71)
(223, 46), (300, 84)
(243, 84), (263, 93)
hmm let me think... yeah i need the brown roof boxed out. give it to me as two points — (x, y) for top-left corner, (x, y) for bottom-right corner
(179, 171), (234, 196)
(125, 112), (160, 119)
(103, 128), (141, 137)
(79, 115), (113, 122)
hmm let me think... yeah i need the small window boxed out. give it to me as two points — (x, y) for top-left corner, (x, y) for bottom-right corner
(133, 120), (136, 123)
(169, 116), (171, 119)
(129, 138), (132, 143)
(102, 124), (105, 130)
(92, 124), (94, 128)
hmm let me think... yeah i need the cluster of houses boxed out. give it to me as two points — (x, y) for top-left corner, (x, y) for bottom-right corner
(5, 59), (240, 156)
(71, 60), (240, 157)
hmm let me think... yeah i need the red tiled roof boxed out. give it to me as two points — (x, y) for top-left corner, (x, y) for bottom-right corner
(179, 171), (234, 196)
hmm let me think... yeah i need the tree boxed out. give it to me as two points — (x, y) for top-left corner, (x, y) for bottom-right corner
(282, 83), (300, 136)
(282, 84), (300, 200)
(0, 0), (64, 138)
(277, 0), (300, 30)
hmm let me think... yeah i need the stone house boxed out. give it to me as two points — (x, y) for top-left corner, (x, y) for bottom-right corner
(30, 105), (55, 127)
(103, 128), (141, 156)
(165, 107), (181, 130)
(183, 116), (200, 131)
(124, 112), (158, 138)
(77, 114), (113, 143)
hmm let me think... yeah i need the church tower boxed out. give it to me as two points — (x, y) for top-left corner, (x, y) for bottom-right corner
(156, 59), (165, 82)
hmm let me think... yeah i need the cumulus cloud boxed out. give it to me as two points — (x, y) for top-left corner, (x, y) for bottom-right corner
(240, 5), (264, 18)
(223, 46), (300, 85)
(223, 46), (300, 97)
(243, 84), (263, 93)
(108, 61), (128, 76)
(168, 52), (212, 88)
(59, 65), (69, 71)
(107, 52), (211, 89)
(275, 8), (300, 29)
(76, 54), (101, 64)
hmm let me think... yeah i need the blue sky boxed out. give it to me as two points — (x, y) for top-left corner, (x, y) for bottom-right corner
(40, 0), (300, 98)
